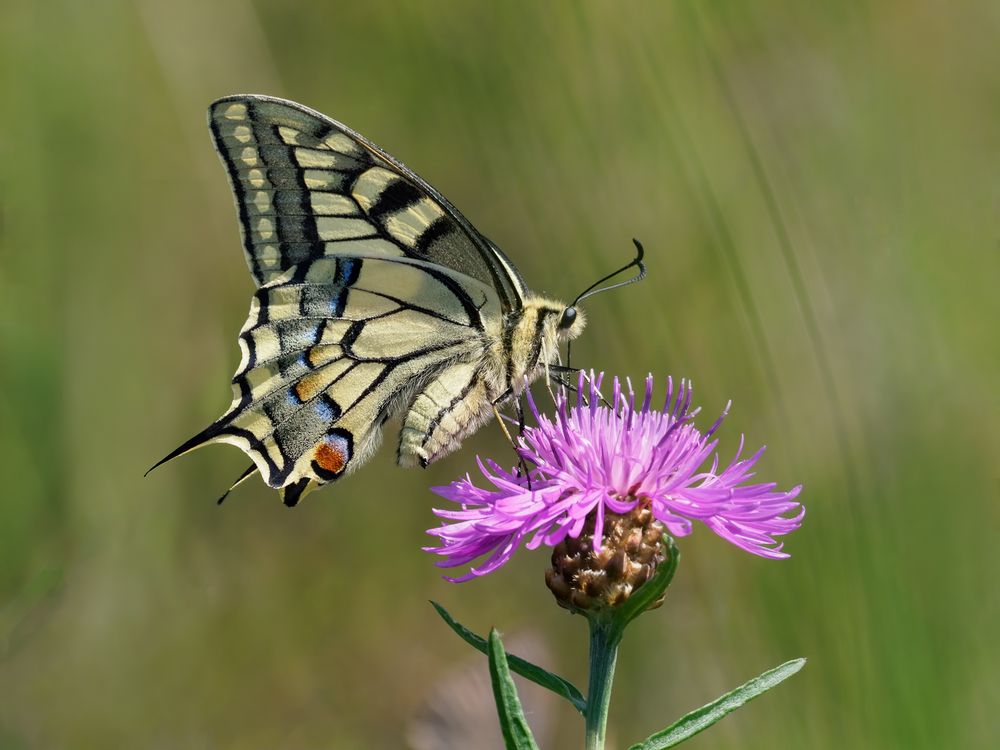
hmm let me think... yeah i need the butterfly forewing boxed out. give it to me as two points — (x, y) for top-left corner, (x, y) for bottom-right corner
(209, 95), (526, 310)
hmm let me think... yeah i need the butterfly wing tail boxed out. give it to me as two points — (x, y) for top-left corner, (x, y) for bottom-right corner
(145, 421), (227, 477)
(217, 463), (259, 505)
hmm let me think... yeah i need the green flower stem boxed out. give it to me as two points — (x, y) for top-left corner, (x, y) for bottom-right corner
(585, 615), (623, 750)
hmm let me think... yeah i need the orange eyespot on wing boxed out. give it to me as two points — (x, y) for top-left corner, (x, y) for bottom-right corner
(315, 443), (345, 474)
(311, 429), (353, 481)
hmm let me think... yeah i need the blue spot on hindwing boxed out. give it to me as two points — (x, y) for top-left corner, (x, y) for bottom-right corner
(336, 258), (359, 285)
(314, 393), (342, 422)
(324, 431), (350, 457)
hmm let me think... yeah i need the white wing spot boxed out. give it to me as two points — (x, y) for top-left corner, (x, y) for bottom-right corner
(240, 147), (259, 167)
(233, 125), (252, 143)
(305, 257), (338, 281)
(223, 103), (247, 120)
(322, 238), (405, 258)
(304, 170), (346, 190)
(278, 126), (301, 145)
(310, 192), (358, 216)
(248, 168), (266, 188)
(295, 148), (339, 169)
(251, 327), (281, 364)
(259, 244), (280, 266)
(324, 132), (363, 157)
(257, 217), (275, 240)
(225, 410), (271, 441)
(253, 191), (271, 213)
(267, 287), (302, 321)
(316, 217), (376, 241)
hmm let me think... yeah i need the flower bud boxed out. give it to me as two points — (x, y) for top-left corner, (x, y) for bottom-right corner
(545, 503), (670, 615)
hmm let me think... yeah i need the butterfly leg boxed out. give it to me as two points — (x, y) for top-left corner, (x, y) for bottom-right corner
(491, 403), (518, 452)
(547, 367), (615, 409)
(489, 387), (520, 450)
(546, 363), (582, 401)
(547, 370), (587, 405)
(513, 394), (532, 489)
(491, 390), (531, 488)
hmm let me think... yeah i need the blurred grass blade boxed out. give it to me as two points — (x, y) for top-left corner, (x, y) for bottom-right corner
(431, 601), (586, 714)
(627, 658), (806, 749)
(488, 629), (540, 750)
(612, 537), (679, 636)
(688, 4), (861, 501)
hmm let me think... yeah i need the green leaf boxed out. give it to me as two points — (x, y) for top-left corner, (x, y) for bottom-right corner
(612, 536), (680, 638)
(627, 658), (806, 750)
(431, 601), (587, 714)
(488, 628), (541, 750)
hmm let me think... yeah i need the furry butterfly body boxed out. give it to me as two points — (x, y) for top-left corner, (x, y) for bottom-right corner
(155, 95), (585, 505)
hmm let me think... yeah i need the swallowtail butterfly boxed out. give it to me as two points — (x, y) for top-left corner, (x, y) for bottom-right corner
(153, 95), (640, 506)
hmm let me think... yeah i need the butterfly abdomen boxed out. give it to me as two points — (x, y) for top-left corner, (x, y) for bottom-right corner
(397, 358), (495, 468)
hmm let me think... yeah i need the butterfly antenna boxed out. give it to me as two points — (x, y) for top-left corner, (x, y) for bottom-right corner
(571, 238), (647, 307)
(566, 239), (647, 370)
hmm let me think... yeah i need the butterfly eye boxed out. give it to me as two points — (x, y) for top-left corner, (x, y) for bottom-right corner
(558, 307), (578, 330)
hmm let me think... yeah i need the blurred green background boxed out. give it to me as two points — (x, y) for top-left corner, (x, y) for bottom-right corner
(1, 1), (997, 748)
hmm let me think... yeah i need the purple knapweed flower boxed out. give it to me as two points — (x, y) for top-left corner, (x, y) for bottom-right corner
(426, 372), (804, 582)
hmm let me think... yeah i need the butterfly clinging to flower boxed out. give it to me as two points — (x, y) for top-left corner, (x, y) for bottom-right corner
(151, 95), (643, 506)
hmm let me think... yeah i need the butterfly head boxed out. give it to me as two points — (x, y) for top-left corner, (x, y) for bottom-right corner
(517, 296), (586, 343)
(556, 303), (586, 341)
(505, 295), (585, 385)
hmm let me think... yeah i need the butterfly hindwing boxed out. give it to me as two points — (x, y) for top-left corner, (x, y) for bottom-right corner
(183, 252), (502, 504)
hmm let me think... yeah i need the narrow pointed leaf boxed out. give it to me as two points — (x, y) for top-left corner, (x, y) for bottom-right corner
(488, 629), (540, 750)
(612, 537), (680, 637)
(627, 658), (806, 750)
(431, 601), (587, 714)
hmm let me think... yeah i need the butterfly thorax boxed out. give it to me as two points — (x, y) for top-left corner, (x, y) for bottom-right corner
(492, 295), (586, 394)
